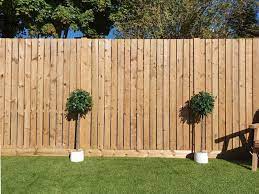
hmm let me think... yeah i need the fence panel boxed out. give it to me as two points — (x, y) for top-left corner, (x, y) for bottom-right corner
(1, 38), (258, 157)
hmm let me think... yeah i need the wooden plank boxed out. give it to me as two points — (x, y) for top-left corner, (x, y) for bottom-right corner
(24, 39), (31, 148)
(76, 39), (81, 88)
(80, 39), (92, 149)
(124, 39), (131, 150)
(143, 39), (150, 150)
(0, 39), (5, 146)
(253, 39), (259, 119)
(205, 39), (212, 151)
(117, 39), (124, 149)
(169, 39), (177, 150)
(17, 39), (25, 147)
(218, 39), (226, 151)
(91, 39), (98, 149)
(137, 39), (144, 150)
(43, 39), (50, 147)
(63, 39), (70, 148)
(212, 39), (219, 151)
(37, 39), (44, 147)
(98, 39), (105, 149)
(104, 39), (112, 149)
(232, 39), (239, 149)
(176, 39), (184, 150)
(130, 39), (137, 150)
(189, 39), (194, 151)
(50, 39), (57, 147)
(150, 39), (157, 149)
(183, 39), (190, 150)
(225, 39), (233, 150)
(156, 39), (163, 150)
(31, 40), (37, 147)
(11, 39), (18, 146)
(245, 39), (253, 127)
(111, 40), (118, 149)
(69, 39), (77, 149)
(239, 39), (246, 145)
(4, 45), (11, 146)
(56, 39), (64, 147)
(194, 38), (206, 151)
(163, 39), (169, 150)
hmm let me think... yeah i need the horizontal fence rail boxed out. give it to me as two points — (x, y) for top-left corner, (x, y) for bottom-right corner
(0, 38), (258, 157)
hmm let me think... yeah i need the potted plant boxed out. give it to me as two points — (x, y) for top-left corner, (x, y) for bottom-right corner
(189, 91), (215, 164)
(66, 89), (93, 162)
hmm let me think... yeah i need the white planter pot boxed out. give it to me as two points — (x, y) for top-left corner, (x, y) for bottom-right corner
(70, 149), (84, 163)
(194, 152), (208, 164)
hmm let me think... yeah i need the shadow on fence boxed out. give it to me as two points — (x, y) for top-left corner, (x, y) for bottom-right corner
(214, 110), (259, 169)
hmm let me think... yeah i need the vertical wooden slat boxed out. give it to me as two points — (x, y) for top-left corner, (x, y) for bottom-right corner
(156, 39), (163, 150)
(37, 39), (44, 147)
(225, 39), (233, 150)
(63, 39), (70, 148)
(245, 39), (253, 127)
(176, 39), (184, 150)
(205, 39), (213, 151)
(0, 39), (5, 146)
(117, 39), (124, 149)
(4, 39), (11, 146)
(98, 39), (105, 149)
(130, 39), (137, 150)
(104, 39), (112, 149)
(189, 39), (194, 151)
(163, 39), (169, 150)
(143, 39), (150, 150)
(169, 39), (177, 150)
(50, 39), (57, 147)
(11, 39), (18, 146)
(31, 40), (37, 147)
(81, 39), (92, 149)
(218, 39), (226, 151)
(91, 39), (98, 149)
(183, 39), (190, 150)
(111, 40), (118, 149)
(56, 39), (64, 147)
(76, 39), (81, 88)
(17, 39), (25, 147)
(69, 39), (77, 149)
(212, 39), (219, 151)
(43, 39), (50, 147)
(232, 39), (239, 149)
(194, 38), (206, 151)
(150, 39), (157, 150)
(124, 39), (131, 150)
(253, 39), (259, 120)
(137, 39), (144, 150)
(24, 40), (31, 148)
(239, 39), (246, 143)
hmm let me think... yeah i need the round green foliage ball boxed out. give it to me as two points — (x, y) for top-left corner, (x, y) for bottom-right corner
(66, 89), (93, 120)
(189, 91), (215, 119)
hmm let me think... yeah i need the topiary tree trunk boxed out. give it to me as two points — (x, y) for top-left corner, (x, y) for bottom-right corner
(201, 115), (206, 152)
(74, 113), (80, 150)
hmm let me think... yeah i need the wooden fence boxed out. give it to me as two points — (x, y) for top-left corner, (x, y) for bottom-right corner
(0, 38), (259, 157)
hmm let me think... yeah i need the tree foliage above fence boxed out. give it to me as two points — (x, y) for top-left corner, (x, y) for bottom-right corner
(111, 0), (258, 38)
(0, 0), (112, 38)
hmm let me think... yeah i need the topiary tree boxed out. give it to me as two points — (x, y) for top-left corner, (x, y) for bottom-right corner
(190, 91), (215, 152)
(66, 89), (93, 150)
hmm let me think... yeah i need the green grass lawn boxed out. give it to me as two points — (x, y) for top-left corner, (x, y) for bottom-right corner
(1, 157), (259, 194)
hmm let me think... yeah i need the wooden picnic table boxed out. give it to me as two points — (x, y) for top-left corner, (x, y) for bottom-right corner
(250, 123), (259, 171)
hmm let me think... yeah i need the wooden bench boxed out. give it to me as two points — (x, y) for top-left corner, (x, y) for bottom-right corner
(250, 124), (259, 171)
